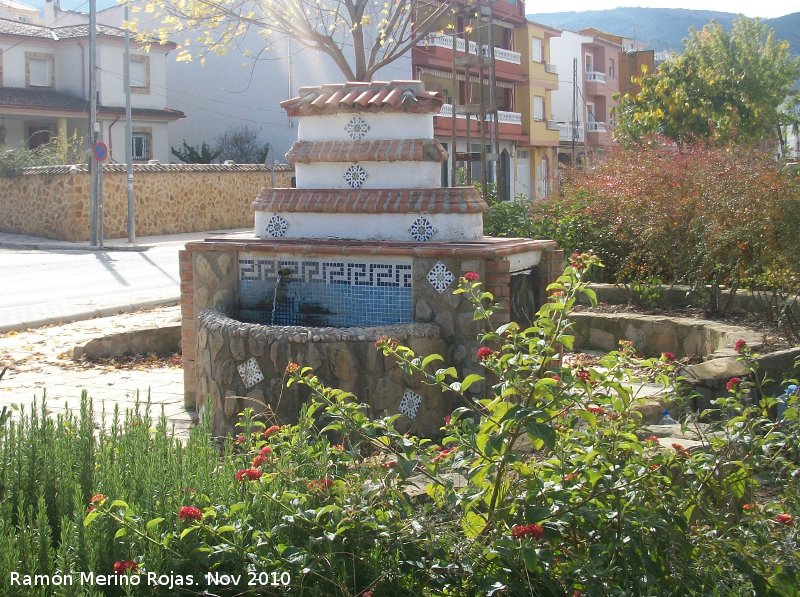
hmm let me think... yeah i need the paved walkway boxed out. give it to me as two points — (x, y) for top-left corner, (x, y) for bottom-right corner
(1, 306), (193, 437)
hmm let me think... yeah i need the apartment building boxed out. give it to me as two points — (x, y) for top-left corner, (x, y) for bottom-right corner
(412, 0), (528, 199)
(550, 29), (622, 164)
(516, 20), (560, 199)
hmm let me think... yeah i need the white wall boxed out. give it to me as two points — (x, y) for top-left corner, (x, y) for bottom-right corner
(95, 0), (413, 160)
(98, 43), (169, 109)
(549, 30), (592, 137)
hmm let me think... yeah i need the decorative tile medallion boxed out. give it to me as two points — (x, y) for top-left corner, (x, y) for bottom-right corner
(343, 164), (368, 189)
(409, 217), (437, 242)
(427, 261), (455, 294)
(237, 357), (264, 389)
(344, 115), (371, 140)
(266, 215), (289, 238)
(398, 389), (422, 419)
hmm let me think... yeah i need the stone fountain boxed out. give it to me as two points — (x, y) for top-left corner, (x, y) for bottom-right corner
(179, 80), (563, 437)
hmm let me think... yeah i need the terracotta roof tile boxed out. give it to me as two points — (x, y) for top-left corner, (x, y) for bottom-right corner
(0, 87), (184, 120)
(252, 188), (487, 215)
(281, 80), (444, 116)
(286, 139), (447, 164)
(0, 17), (175, 48)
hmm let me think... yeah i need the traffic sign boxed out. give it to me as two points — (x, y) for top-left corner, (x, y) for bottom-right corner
(93, 141), (108, 162)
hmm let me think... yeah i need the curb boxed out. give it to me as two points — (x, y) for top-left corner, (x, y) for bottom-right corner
(0, 240), (153, 252)
(0, 297), (180, 335)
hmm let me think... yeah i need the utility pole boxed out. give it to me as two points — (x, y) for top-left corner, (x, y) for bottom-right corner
(571, 57), (578, 166)
(124, 1), (135, 242)
(88, 0), (97, 246)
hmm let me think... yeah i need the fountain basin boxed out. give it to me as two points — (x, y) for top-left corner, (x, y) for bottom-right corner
(196, 306), (446, 437)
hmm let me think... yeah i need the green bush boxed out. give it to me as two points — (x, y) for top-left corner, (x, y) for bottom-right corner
(0, 133), (86, 176)
(0, 261), (798, 595)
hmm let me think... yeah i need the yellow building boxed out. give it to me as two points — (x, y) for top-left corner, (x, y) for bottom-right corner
(515, 21), (561, 200)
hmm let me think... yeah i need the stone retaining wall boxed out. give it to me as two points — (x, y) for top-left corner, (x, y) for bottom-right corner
(571, 312), (763, 358)
(0, 163), (293, 241)
(198, 307), (448, 437)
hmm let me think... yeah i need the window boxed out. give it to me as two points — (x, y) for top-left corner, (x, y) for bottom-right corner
(531, 37), (543, 63)
(609, 107), (617, 127)
(586, 102), (595, 123)
(609, 58), (616, 79)
(533, 96), (544, 121)
(26, 53), (54, 88)
(131, 131), (151, 161)
(129, 55), (150, 93)
(585, 53), (593, 73)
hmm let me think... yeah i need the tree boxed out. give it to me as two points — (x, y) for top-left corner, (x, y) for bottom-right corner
(171, 140), (222, 164)
(616, 17), (800, 146)
(142, 0), (454, 81)
(215, 125), (270, 163)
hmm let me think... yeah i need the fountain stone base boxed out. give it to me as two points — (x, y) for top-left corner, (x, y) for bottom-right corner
(180, 236), (563, 438)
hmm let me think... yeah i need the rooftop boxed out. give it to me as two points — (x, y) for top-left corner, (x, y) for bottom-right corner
(281, 80), (444, 117)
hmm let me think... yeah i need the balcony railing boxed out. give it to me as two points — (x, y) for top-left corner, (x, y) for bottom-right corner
(545, 62), (558, 74)
(419, 35), (522, 65)
(546, 120), (560, 130)
(438, 104), (522, 126)
(557, 122), (583, 142)
(587, 121), (607, 133)
(585, 70), (606, 83)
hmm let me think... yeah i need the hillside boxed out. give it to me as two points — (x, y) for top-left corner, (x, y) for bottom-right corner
(527, 8), (800, 55)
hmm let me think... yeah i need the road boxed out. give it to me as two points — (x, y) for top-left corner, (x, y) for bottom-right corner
(0, 246), (182, 331)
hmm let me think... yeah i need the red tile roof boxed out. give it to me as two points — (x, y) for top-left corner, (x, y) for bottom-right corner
(286, 139), (448, 164)
(252, 188), (487, 215)
(0, 17), (175, 48)
(281, 81), (444, 117)
(0, 87), (184, 120)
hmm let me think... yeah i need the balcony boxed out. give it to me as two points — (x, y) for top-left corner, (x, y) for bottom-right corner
(556, 122), (583, 143)
(439, 104), (522, 125)
(585, 70), (606, 83)
(587, 121), (607, 133)
(546, 120), (560, 131)
(418, 35), (522, 65)
(545, 62), (558, 74)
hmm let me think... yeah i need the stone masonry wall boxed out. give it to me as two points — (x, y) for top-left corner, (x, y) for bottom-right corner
(0, 164), (293, 241)
(181, 239), (563, 436)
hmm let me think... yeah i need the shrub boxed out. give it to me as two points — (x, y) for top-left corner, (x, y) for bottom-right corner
(552, 141), (800, 311)
(0, 262), (797, 594)
(0, 132), (86, 176)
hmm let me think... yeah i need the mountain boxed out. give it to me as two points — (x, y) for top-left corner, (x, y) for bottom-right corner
(527, 8), (800, 55)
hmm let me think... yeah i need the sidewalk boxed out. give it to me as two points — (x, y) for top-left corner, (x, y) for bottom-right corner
(0, 228), (253, 334)
(1, 306), (194, 438)
(0, 228), (253, 252)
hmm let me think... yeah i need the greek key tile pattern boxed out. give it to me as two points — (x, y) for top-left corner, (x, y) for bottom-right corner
(239, 253), (412, 327)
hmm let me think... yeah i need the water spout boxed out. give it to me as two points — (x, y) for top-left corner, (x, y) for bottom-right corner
(270, 269), (292, 325)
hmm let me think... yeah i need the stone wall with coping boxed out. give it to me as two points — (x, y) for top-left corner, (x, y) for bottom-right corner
(0, 163), (293, 241)
(570, 312), (763, 358)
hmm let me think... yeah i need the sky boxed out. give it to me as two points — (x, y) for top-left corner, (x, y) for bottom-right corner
(531, 1), (799, 18)
(32, 0), (800, 19)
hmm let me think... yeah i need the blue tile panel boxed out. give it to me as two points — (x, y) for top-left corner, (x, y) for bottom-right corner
(238, 252), (413, 327)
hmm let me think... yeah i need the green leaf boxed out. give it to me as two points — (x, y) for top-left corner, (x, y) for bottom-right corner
(460, 373), (484, 393)
(180, 527), (197, 540)
(421, 354), (444, 369)
(462, 510), (486, 539)
(146, 517), (165, 531)
(83, 511), (101, 527)
(110, 500), (129, 511)
(114, 528), (127, 539)
(526, 421), (556, 451)
(216, 525), (237, 533)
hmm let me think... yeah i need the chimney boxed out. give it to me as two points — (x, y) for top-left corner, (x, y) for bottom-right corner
(43, 0), (61, 27)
